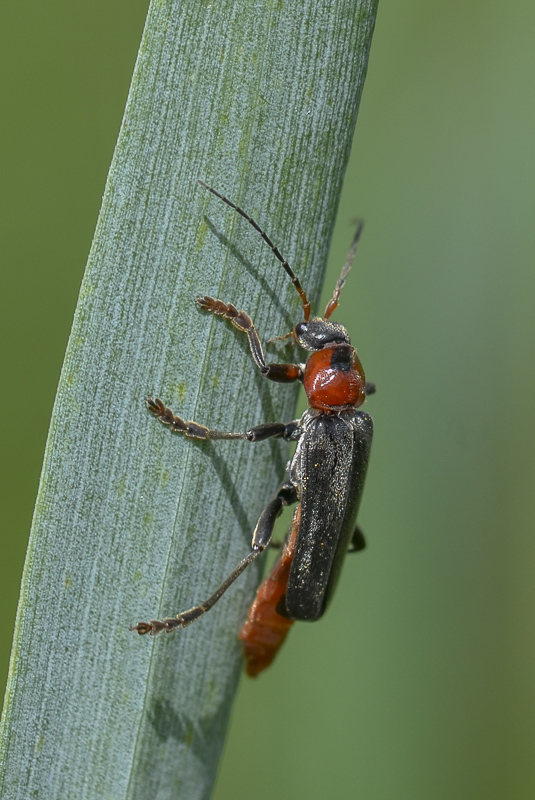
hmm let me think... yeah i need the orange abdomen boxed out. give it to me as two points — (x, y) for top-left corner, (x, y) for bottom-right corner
(239, 508), (300, 677)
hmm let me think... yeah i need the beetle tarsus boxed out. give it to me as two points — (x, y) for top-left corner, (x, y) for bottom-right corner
(146, 397), (211, 438)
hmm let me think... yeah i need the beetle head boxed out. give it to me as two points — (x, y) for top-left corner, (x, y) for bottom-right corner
(294, 318), (350, 352)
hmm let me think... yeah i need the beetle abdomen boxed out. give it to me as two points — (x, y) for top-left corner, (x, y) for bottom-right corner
(239, 508), (300, 677)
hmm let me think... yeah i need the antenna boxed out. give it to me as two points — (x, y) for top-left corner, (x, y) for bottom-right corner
(324, 220), (364, 319)
(197, 180), (311, 321)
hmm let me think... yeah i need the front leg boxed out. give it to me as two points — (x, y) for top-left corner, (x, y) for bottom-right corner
(196, 296), (303, 383)
(147, 397), (299, 442)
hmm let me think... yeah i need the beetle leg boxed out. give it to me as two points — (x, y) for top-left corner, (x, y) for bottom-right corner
(347, 523), (366, 553)
(365, 382), (376, 396)
(245, 420), (300, 442)
(196, 296), (303, 383)
(147, 398), (299, 442)
(131, 482), (297, 636)
(251, 483), (296, 549)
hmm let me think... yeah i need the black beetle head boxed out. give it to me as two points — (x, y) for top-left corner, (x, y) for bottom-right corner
(294, 318), (350, 351)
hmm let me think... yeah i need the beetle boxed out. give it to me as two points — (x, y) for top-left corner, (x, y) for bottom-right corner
(132, 180), (374, 676)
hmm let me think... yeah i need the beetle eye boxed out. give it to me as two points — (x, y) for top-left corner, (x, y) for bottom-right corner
(294, 322), (307, 337)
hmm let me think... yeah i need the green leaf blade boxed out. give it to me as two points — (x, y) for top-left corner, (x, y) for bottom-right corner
(0, 1), (378, 798)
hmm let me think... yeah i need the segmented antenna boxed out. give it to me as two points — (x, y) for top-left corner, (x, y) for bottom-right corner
(197, 180), (311, 321)
(324, 220), (364, 319)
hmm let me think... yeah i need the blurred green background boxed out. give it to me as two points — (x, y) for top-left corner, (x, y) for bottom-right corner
(1, 2), (534, 799)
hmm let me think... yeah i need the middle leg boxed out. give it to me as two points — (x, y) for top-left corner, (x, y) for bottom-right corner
(147, 397), (299, 442)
